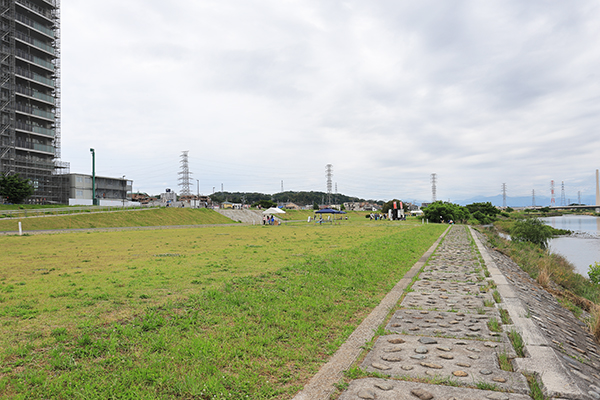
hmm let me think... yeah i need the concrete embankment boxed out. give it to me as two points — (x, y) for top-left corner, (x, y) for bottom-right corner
(295, 225), (600, 400)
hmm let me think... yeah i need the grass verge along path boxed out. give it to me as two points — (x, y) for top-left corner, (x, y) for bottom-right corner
(0, 222), (445, 399)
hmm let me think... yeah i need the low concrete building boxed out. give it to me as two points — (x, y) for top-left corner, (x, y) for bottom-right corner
(65, 173), (134, 206)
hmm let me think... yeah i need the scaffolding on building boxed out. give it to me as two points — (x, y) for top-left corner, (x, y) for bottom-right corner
(0, 0), (67, 204)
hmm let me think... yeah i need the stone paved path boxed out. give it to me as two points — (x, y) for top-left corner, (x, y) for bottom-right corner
(334, 225), (600, 400)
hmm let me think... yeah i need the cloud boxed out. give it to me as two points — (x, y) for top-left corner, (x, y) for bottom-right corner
(60, 0), (600, 203)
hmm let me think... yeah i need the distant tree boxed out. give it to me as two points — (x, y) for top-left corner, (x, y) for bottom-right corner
(313, 202), (319, 210)
(252, 199), (276, 209)
(509, 218), (553, 249)
(0, 173), (34, 204)
(422, 201), (469, 223)
(505, 207), (514, 213)
(466, 202), (499, 217)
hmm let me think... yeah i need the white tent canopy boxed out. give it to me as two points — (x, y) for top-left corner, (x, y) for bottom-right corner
(262, 207), (286, 214)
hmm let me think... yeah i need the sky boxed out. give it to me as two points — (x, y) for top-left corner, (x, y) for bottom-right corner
(60, 0), (600, 204)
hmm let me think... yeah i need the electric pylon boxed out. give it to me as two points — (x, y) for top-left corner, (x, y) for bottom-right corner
(178, 151), (192, 196)
(326, 164), (333, 205)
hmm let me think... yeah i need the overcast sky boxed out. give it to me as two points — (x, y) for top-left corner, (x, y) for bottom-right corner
(60, 1), (600, 203)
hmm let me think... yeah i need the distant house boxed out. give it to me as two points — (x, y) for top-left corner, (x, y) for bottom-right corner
(222, 201), (234, 209)
(285, 202), (301, 210)
(343, 201), (380, 211)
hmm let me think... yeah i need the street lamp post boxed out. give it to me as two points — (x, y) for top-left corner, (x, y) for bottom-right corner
(90, 148), (97, 206)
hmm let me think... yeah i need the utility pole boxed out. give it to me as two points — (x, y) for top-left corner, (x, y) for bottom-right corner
(90, 148), (97, 206)
(122, 175), (126, 208)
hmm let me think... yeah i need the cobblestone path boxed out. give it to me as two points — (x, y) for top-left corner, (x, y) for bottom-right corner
(336, 225), (600, 400)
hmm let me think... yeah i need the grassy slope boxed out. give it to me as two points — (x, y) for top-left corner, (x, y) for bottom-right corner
(0, 221), (446, 399)
(0, 208), (234, 232)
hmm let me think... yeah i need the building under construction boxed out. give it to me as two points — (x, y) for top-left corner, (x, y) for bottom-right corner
(1, 0), (68, 203)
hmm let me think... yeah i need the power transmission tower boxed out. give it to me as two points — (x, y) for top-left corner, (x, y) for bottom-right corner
(281, 180), (283, 193)
(335, 182), (338, 205)
(550, 180), (555, 206)
(560, 181), (566, 206)
(532, 189), (535, 207)
(178, 151), (192, 196)
(326, 164), (333, 205)
(578, 191), (581, 205)
(502, 183), (507, 208)
(431, 173), (437, 202)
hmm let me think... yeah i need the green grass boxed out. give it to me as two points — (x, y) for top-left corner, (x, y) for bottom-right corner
(487, 317), (502, 333)
(507, 329), (525, 357)
(0, 208), (233, 231)
(0, 220), (446, 399)
(492, 290), (502, 303)
(498, 308), (511, 324)
(525, 374), (547, 400)
(497, 350), (513, 371)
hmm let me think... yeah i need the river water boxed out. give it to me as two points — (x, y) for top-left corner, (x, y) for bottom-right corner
(541, 215), (600, 276)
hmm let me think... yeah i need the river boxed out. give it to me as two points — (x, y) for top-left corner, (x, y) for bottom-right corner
(541, 215), (600, 277)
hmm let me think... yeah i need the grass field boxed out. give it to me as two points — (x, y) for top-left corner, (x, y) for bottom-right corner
(0, 218), (445, 399)
(0, 208), (234, 232)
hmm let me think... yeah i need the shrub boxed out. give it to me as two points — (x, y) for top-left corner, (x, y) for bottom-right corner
(589, 262), (600, 285)
(509, 218), (553, 249)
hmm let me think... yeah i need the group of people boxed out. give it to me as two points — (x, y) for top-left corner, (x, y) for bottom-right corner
(366, 212), (407, 221)
(262, 215), (276, 225)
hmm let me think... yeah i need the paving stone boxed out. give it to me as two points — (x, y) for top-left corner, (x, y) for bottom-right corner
(357, 388), (375, 399)
(374, 382), (394, 391)
(371, 362), (390, 370)
(411, 388), (434, 400)
(420, 362), (443, 369)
